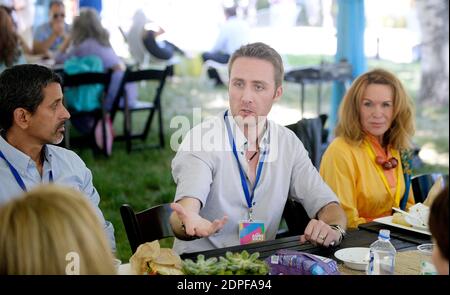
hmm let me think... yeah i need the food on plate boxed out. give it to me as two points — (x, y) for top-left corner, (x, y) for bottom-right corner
(391, 212), (411, 227)
(129, 240), (183, 275)
(408, 203), (429, 226)
(182, 250), (269, 275)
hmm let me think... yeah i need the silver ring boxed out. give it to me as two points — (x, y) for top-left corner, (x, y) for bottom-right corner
(319, 235), (326, 240)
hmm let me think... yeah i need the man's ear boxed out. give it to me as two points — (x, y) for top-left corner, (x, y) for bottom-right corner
(13, 108), (32, 129)
(273, 85), (283, 102)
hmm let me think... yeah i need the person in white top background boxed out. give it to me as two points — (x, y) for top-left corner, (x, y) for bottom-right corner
(201, 5), (250, 86)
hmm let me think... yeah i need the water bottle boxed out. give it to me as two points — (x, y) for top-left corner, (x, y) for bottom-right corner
(366, 229), (396, 275)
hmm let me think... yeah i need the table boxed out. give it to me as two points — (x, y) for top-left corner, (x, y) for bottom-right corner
(179, 228), (430, 275)
(339, 250), (426, 275)
(284, 61), (352, 117)
(180, 228), (423, 261)
(119, 225), (432, 275)
(118, 250), (424, 275)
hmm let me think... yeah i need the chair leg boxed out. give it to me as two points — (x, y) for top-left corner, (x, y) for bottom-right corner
(101, 114), (108, 157)
(142, 108), (156, 142)
(125, 110), (132, 153)
(158, 105), (164, 148)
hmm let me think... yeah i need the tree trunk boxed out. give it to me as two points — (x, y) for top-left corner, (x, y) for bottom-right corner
(416, 0), (449, 105)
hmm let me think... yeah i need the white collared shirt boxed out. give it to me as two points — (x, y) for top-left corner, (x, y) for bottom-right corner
(171, 110), (339, 254)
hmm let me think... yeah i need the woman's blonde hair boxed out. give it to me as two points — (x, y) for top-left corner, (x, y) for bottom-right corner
(335, 68), (415, 149)
(0, 184), (116, 275)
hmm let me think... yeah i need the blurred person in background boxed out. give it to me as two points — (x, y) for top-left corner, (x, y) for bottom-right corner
(0, 5), (30, 73)
(12, 0), (35, 48)
(55, 7), (137, 152)
(128, 9), (184, 66)
(55, 7), (137, 113)
(429, 185), (449, 275)
(320, 69), (416, 228)
(0, 184), (116, 275)
(33, 0), (70, 55)
(202, 5), (250, 86)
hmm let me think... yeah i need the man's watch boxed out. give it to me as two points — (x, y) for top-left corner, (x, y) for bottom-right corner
(330, 224), (346, 244)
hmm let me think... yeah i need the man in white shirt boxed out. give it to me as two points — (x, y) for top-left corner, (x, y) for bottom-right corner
(170, 42), (347, 254)
(202, 5), (250, 86)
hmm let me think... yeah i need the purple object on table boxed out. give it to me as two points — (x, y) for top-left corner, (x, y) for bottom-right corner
(265, 249), (340, 275)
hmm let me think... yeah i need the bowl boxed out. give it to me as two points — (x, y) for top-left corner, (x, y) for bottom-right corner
(334, 247), (370, 271)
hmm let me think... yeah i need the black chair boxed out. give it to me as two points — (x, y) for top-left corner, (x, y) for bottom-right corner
(111, 66), (170, 152)
(277, 198), (311, 238)
(120, 203), (174, 253)
(411, 173), (448, 203)
(61, 71), (112, 156)
(285, 114), (329, 169)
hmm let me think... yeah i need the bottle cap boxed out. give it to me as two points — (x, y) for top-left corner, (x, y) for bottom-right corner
(379, 229), (390, 240)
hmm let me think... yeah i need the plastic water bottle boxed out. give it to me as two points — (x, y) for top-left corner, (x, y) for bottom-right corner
(366, 229), (396, 275)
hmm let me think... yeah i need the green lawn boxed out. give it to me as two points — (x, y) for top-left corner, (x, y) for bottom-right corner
(75, 56), (448, 262)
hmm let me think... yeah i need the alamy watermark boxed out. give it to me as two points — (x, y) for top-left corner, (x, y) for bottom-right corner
(65, 251), (80, 275)
(169, 108), (279, 162)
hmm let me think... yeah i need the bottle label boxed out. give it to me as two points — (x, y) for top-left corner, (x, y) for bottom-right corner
(367, 251), (395, 275)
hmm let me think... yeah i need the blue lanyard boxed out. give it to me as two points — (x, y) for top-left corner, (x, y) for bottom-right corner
(224, 111), (267, 214)
(0, 150), (53, 192)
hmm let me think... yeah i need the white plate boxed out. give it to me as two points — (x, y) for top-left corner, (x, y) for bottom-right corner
(334, 247), (370, 271)
(373, 216), (431, 235)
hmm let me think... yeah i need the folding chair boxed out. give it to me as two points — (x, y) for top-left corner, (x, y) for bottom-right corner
(120, 203), (174, 253)
(61, 71), (112, 156)
(111, 66), (170, 152)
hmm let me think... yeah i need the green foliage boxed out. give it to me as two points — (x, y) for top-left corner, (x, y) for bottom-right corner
(182, 251), (269, 275)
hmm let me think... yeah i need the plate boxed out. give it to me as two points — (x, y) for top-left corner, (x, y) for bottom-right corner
(373, 216), (431, 235)
(334, 247), (369, 271)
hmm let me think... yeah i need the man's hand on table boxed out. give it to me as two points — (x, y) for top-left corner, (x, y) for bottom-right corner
(299, 219), (342, 247)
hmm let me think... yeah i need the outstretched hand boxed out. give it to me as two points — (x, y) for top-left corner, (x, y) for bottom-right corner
(170, 202), (228, 238)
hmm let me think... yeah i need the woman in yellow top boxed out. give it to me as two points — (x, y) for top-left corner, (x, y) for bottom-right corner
(319, 69), (415, 228)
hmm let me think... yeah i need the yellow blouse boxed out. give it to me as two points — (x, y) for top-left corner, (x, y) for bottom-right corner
(319, 137), (414, 228)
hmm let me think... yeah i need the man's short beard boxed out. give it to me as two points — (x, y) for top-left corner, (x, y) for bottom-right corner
(53, 134), (64, 145)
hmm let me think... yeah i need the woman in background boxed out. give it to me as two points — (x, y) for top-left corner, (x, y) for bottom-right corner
(0, 6), (29, 73)
(320, 68), (416, 228)
(128, 9), (184, 64)
(55, 7), (137, 110)
(55, 8), (137, 154)
(0, 184), (116, 275)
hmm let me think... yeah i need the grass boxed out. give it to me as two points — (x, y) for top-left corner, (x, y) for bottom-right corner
(71, 55), (448, 262)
